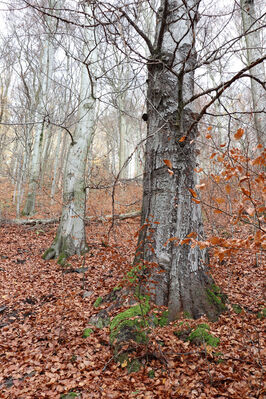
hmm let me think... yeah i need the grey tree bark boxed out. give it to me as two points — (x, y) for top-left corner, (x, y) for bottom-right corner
(23, 0), (57, 215)
(240, 0), (266, 147)
(136, 0), (223, 321)
(43, 4), (97, 262)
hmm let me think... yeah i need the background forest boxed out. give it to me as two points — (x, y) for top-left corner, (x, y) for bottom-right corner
(0, 0), (265, 398)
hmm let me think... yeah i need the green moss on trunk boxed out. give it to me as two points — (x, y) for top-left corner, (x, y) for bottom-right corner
(206, 284), (227, 313)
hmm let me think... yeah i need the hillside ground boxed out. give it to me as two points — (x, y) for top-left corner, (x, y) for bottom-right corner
(0, 180), (265, 398)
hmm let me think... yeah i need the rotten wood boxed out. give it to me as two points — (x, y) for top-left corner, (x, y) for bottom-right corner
(3, 210), (141, 226)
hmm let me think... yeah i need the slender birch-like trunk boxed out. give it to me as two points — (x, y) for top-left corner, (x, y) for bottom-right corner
(241, 0), (266, 147)
(23, 1), (56, 215)
(43, 5), (97, 261)
(136, 0), (223, 321)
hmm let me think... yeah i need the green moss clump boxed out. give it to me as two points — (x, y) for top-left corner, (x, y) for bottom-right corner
(148, 369), (155, 378)
(116, 354), (141, 373)
(197, 323), (210, 330)
(113, 286), (122, 292)
(213, 351), (225, 364)
(83, 328), (93, 338)
(232, 304), (243, 314)
(42, 248), (55, 260)
(127, 359), (141, 373)
(257, 308), (266, 320)
(93, 297), (103, 308)
(188, 325), (219, 347)
(60, 393), (79, 399)
(152, 310), (169, 327)
(110, 297), (150, 345)
(158, 310), (169, 327)
(57, 252), (67, 266)
(183, 311), (193, 319)
(206, 284), (227, 313)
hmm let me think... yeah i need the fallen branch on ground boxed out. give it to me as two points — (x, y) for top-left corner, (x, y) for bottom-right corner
(3, 210), (141, 226)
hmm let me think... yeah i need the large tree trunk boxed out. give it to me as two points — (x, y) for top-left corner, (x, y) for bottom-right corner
(241, 0), (266, 147)
(136, 0), (222, 321)
(43, 4), (97, 262)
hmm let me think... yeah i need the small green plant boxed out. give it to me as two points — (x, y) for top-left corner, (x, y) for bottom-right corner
(83, 328), (93, 338)
(232, 304), (242, 314)
(257, 308), (266, 320)
(60, 392), (79, 399)
(213, 351), (225, 364)
(148, 369), (155, 378)
(183, 311), (193, 319)
(93, 296), (103, 308)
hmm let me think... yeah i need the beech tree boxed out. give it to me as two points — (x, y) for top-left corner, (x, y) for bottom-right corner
(22, 0), (58, 215)
(132, 0), (222, 321)
(12, 0), (264, 321)
(43, 3), (97, 261)
(240, 0), (266, 147)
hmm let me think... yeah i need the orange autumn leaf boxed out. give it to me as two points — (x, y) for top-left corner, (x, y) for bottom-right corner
(167, 168), (174, 176)
(179, 136), (186, 142)
(215, 197), (225, 204)
(225, 184), (231, 194)
(188, 188), (197, 198)
(191, 198), (201, 204)
(234, 128), (244, 140)
(206, 134), (212, 139)
(209, 236), (222, 245)
(214, 209), (223, 214)
(163, 159), (172, 169)
(187, 232), (197, 238)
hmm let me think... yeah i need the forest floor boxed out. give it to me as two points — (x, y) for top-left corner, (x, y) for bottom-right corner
(0, 181), (265, 398)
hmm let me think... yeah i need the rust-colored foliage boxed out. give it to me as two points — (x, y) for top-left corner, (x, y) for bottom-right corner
(0, 147), (265, 398)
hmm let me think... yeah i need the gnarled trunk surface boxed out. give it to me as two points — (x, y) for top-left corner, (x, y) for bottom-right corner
(136, 0), (223, 321)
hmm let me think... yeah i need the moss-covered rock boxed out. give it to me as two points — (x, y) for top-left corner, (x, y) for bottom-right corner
(89, 308), (110, 329)
(109, 297), (150, 345)
(188, 324), (219, 347)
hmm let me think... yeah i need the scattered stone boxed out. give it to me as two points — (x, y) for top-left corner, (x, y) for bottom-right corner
(83, 290), (93, 299)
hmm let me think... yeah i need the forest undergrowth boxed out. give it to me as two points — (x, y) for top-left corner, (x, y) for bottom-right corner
(0, 180), (265, 398)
